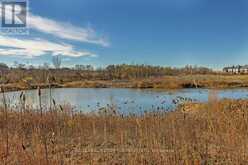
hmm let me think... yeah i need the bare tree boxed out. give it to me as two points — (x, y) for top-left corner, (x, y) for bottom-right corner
(52, 56), (61, 69)
(42, 62), (50, 70)
(0, 63), (9, 70)
(13, 61), (19, 68)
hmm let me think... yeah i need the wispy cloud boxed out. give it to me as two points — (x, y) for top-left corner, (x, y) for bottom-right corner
(0, 5), (108, 59)
(0, 6), (110, 46)
(29, 14), (109, 47)
(0, 36), (95, 58)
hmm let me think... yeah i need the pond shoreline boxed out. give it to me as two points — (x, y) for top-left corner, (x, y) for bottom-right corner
(2, 86), (248, 115)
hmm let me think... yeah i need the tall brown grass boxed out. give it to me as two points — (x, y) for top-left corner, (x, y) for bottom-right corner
(0, 90), (248, 164)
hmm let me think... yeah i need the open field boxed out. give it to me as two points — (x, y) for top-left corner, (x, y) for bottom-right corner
(2, 74), (248, 92)
(0, 90), (248, 164)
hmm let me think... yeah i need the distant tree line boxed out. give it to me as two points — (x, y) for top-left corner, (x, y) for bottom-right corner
(0, 61), (214, 84)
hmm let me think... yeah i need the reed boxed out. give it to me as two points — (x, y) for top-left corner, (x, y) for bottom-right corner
(0, 91), (247, 164)
(1, 86), (9, 163)
(38, 86), (42, 117)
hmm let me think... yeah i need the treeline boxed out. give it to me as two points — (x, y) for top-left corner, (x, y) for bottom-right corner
(0, 62), (215, 84)
(102, 64), (213, 79)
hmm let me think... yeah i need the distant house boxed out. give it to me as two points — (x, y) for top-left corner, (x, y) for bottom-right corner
(223, 66), (234, 73)
(223, 65), (248, 74)
(241, 65), (248, 73)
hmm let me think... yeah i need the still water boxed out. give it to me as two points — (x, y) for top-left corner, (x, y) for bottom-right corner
(2, 88), (248, 113)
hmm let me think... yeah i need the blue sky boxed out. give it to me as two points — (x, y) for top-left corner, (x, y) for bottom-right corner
(0, 0), (248, 69)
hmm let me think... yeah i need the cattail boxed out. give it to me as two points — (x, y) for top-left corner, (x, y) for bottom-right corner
(38, 86), (41, 97)
(22, 93), (26, 113)
(52, 99), (56, 106)
(23, 94), (26, 102)
(59, 105), (63, 112)
(38, 87), (42, 116)
(20, 91), (23, 99)
(22, 144), (26, 151)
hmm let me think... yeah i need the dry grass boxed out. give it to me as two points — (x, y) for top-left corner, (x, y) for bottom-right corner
(3, 74), (248, 92)
(61, 75), (248, 89)
(0, 90), (248, 164)
(49, 74), (248, 90)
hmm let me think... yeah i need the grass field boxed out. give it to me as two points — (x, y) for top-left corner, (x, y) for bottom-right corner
(0, 90), (248, 164)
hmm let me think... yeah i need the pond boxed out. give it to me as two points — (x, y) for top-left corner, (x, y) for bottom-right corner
(1, 88), (248, 114)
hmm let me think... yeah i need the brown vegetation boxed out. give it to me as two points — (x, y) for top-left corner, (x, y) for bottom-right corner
(0, 64), (247, 92)
(63, 74), (248, 89)
(0, 64), (217, 91)
(2, 71), (248, 92)
(0, 89), (248, 164)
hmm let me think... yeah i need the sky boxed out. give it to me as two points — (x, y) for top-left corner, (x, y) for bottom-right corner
(0, 0), (248, 69)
